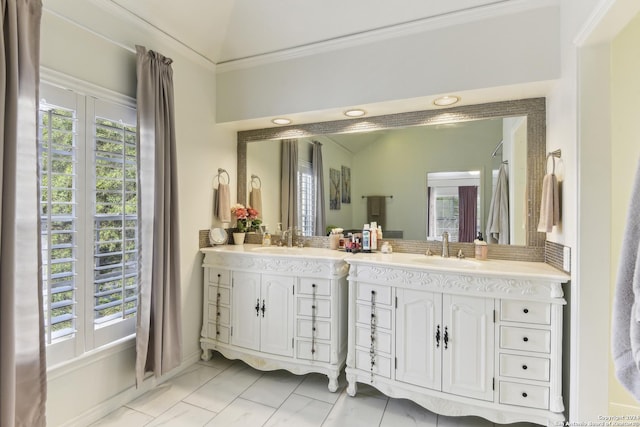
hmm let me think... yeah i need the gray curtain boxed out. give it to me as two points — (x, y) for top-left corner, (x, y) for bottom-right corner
(135, 45), (182, 386)
(280, 139), (298, 230)
(0, 1), (47, 426)
(458, 186), (477, 243)
(312, 141), (325, 236)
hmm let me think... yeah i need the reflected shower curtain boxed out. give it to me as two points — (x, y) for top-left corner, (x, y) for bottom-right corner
(135, 45), (182, 386)
(280, 139), (298, 230)
(312, 141), (325, 236)
(0, 1), (47, 426)
(458, 186), (477, 242)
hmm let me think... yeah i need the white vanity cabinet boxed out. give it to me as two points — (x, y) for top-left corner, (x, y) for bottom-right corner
(200, 246), (349, 391)
(346, 254), (569, 426)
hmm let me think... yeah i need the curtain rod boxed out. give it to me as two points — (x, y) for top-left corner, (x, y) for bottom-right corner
(361, 195), (393, 199)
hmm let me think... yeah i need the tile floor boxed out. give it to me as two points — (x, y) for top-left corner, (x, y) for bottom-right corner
(91, 353), (537, 427)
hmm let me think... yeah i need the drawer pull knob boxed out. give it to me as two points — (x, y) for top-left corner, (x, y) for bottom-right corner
(312, 284), (316, 288)
(312, 327), (316, 331)
(312, 305), (316, 309)
(522, 392), (528, 398)
(523, 308), (529, 314)
(371, 290), (376, 295)
(523, 337), (529, 342)
(522, 365), (528, 370)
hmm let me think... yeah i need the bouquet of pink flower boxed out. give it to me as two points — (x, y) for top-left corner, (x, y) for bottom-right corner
(231, 203), (261, 232)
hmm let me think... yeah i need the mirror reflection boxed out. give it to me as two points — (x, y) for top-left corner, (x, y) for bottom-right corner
(246, 116), (527, 245)
(239, 98), (546, 248)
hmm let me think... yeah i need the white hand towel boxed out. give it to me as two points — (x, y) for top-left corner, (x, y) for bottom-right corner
(486, 164), (510, 244)
(216, 183), (231, 222)
(249, 188), (262, 218)
(536, 173), (559, 233)
(612, 157), (640, 401)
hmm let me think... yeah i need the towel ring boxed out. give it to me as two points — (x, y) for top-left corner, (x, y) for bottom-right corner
(216, 168), (230, 186)
(546, 149), (561, 174)
(251, 174), (262, 189)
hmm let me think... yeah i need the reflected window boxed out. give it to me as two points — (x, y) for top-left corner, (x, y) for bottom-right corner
(298, 160), (315, 236)
(427, 171), (480, 242)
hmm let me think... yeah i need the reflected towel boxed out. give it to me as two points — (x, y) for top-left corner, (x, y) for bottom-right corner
(250, 188), (262, 219)
(536, 173), (559, 233)
(486, 164), (510, 244)
(612, 157), (640, 400)
(216, 183), (231, 222)
(367, 196), (386, 229)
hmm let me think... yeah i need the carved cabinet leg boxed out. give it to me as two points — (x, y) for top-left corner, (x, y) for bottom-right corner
(327, 370), (339, 392)
(346, 372), (358, 396)
(201, 347), (212, 361)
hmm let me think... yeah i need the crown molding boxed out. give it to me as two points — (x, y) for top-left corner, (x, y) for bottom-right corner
(216, 0), (559, 74)
(43, 0), (217, 72)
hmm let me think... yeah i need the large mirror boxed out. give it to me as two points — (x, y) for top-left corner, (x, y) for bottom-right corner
(238, 98), (546, 247)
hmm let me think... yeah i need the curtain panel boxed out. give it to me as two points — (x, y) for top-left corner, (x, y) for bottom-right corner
(0, 1), (47, 426)
(312, 142), (325, 236)
(458, 186), (478, 243)
(280, 139), (298, 230)
(135, 45), (182, 386)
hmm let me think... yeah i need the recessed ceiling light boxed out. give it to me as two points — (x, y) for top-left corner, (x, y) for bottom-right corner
(344, 109), (366, 118)
(272, 118), (291, 125)
(433, 96), (460, 107)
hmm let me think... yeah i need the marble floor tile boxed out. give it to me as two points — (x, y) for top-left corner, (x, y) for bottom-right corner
(294, 373), (345, 404)
(437, 414), (495, 427)
(379, 398), (438, 427)
(240, 369), (304, 408)
(146, 402), (217, 427)
(321, 389), (388, 427)
(89, 407), (153, 427)
(204, 398), (275, 427)
(127, 364), (223, 417)
(263, 393), (332, 427)
(183, 361), (263, 412)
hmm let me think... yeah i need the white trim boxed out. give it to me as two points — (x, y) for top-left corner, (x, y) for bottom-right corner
(574, 0), (640, 46)
(42, 1), (216, 72)
(41, 67), (135, 108)
(55, 349), (202, 427)
(216, 0), (559, 73)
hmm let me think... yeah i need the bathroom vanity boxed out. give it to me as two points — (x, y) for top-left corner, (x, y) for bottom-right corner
(345, 253), (569, 426)
(200, 245), (349, 391)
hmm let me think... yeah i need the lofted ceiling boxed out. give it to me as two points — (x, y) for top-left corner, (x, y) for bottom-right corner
(109, 0), (517, 65)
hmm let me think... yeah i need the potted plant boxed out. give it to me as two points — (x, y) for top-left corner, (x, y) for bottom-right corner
(231, 204), (261, 244)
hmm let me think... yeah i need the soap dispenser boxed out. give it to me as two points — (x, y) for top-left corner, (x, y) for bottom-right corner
(474, 232), (488, 260)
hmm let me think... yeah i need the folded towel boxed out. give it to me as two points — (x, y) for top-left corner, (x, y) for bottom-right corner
(216, 183), (231, 222)
(536, 173), (559, 233)
(612, 157), (640, 400)
(249, 188), (262, 219)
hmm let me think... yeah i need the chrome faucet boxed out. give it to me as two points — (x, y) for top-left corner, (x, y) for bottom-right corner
(441, 232), (449, 258)
(282, 227), (293, 247)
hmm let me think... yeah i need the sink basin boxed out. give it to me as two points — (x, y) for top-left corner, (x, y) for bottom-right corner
(411, 256), (482, 269)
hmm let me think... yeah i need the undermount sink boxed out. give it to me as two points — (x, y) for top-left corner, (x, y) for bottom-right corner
(411, 256), (482, 268)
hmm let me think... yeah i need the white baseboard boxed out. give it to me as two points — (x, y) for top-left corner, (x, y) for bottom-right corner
(59, 350), (202, 427)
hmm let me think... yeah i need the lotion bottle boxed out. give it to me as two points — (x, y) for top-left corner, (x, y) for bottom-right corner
(362, 224), (371, 253)
(370, 222), (377, 251)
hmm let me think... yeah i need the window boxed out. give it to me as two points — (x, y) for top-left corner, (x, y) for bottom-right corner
(298, 160), (315, 236)
(39, 80), (138, 365)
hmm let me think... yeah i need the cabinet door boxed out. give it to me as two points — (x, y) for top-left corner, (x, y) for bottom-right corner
(396, 288), (442, 389)
(231, 271), (261, 351)
(442, 294), (494, 401)
(260, 274), (294, 357)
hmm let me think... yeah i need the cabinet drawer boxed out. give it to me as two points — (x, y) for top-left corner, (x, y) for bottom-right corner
(207, 323), (230, 344)
(208, 268), (230, 286)
(297, 298), (331, 318)
(208, 286), (230, 305)
(296, 318), (331, 340)
(499, 354), (550, 381)
(500, 326), (551, 354)
(297, 340), (331, 363)
(356, 303), (392, 330)
(355, 349), (391, 378)
(298, 278), (331, 296)
(499, 381), (549, 410)
(501, 300), (551, 325)
(355, 325), (392, 354)
(207, 304), (230, 325)
(356, 283), (392, 306)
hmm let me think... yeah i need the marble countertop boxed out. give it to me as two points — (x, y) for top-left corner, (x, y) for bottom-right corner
(201, 244), (570, 282)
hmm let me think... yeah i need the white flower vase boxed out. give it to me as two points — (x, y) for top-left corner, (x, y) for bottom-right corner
(233, 232), (245, 245)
